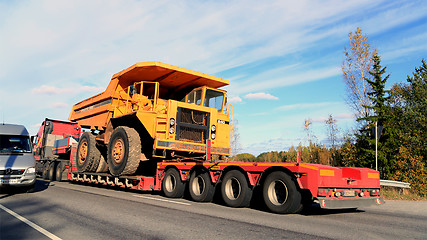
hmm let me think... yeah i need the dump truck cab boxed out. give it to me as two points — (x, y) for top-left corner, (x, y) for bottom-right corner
(69, 62), (231, 176)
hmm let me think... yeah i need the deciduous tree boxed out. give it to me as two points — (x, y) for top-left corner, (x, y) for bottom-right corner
(325, 114), (339, 147)
(230, 119), (242, 158)
(342, 27), (377, 123)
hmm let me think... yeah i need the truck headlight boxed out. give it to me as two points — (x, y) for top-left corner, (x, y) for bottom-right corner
(26, 167), (36, 174)
(211, 125), (216, 139)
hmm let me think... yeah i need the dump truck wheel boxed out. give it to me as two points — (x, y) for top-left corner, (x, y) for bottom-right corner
(76, 132), (101, 172)
(221, 170), (252, 207)
(189, 171), (215, 202)
(262, 171), (302, 214)
(162, 168), (185, 198)
(95, 154), (109, 173)
(107, 126), (140, 176)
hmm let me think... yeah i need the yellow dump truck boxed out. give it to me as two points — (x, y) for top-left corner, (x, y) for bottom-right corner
(69, 62), (231, 176)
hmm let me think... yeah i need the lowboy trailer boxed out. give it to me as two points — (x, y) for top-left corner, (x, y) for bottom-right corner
(46, 61), (383, 214)
(67, 146), (383, 214)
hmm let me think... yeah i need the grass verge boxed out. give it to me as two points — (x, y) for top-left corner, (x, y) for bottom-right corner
(381, 187), (427, 201)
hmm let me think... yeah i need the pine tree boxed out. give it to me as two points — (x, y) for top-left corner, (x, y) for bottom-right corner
(355, 53), (391, 175)
(361, 53), (391, 125)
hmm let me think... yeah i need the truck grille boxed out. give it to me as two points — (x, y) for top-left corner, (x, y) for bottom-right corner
(180, 108), (207, 125)
(0, 169), (25, 175)
(176, 108), (209, 143)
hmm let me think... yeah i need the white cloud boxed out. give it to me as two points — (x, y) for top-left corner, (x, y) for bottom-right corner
(336, 113), (354, 120)
(31, 85), (72, 95)
(228, 66), (341, 95)
(312, 117), (328, 123)
(276, 102), (340, 111)
(79, 86), (105, 93)
(31, 85), (103, 95)
(228, 96), (242, 103)
(50, 102), (68, 108)
(244, 93), (278, 100)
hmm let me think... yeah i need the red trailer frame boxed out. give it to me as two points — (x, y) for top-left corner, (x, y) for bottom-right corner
(67, 144), (383, 212)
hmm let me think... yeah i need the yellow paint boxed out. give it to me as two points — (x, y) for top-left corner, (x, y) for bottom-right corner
(255, 162), (295, 167)
(299, 163), (319, 170)
(368, 172), (380, 179)
(218, 163), (254, 166)
(320, 169), (335, 177)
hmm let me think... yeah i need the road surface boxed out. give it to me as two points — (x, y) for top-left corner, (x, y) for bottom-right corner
(1, 179), (426, 239)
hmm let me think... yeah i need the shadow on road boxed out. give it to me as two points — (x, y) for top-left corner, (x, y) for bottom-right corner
(300, 204), (364, 216)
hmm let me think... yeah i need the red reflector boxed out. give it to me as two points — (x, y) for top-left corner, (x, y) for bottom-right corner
(206, 139), (211, 161)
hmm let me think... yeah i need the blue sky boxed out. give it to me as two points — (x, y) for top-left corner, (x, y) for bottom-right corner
(1, 0), (426, 156)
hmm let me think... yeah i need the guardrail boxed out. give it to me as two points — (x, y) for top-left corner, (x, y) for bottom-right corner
(380, 179), (411, 189)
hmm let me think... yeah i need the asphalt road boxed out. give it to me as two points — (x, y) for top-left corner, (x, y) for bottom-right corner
(1, 179), (426, 240)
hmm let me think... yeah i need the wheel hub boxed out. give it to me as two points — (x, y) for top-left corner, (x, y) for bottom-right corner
(112, 138), (125, 164)
(268, 180), (288, 206)
(192, 176), (205, 196)
(225, 177), (241, 200)
(78, 141), (88, 164)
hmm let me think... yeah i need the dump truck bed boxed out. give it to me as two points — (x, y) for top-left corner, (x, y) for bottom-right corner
(112, 61), (229, 89)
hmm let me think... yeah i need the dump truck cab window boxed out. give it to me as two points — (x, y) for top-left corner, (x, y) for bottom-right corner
(204, 89), (224, 111)
(187, 89), (202, 105)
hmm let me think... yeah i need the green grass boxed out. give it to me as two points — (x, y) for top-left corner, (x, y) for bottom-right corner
(381, 187), (427, 201)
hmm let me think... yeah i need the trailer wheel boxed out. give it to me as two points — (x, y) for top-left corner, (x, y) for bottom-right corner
(221, 170), (252, 207)
(55, 162), (65, 181)
(189, 171), (215, 202)
(262, 171), (302, 214)
(48, 162), (56, 181)
(107, 126), (140, 176)
(76, 132), (101, 172)
(162, 168), (185, 198)
(42, 162), (49, 179)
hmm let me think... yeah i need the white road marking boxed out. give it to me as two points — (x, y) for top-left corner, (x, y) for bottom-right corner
(0, 204), (62, 240)
(132, 195), (191, 206)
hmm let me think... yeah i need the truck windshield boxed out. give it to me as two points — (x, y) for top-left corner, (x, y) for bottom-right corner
(187, 89), (202, 105)
(204, 89), (224, 111)
(0, 135), (32, 153)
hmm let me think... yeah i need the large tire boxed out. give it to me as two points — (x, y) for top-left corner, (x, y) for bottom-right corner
(76, 132), (101, 172)
(47, 162), (56, 181)
(107, 126), (141, 176)
(42, 162), (49, 179)
(162, 168), (185, 198)
(95, 154), (109, 173)
(55, 162), (65, 181)
(221, 170), (252, 207)
(189, 171), (215, 202)
(262, 171), (302, 214)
